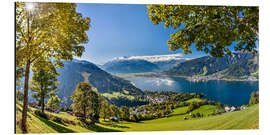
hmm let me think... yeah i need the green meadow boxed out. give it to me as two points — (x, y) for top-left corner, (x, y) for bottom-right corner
(16, 102), (258, 133)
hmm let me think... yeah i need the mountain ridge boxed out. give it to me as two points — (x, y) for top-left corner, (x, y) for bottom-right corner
(56, 59), (146, 106)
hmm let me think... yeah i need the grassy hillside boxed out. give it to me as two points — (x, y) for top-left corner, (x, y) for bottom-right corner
(105, 104), (258, 131)
(16, 104), (258, 133)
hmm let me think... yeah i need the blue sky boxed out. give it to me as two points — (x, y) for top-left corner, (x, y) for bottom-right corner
(75, 3), (206, 64)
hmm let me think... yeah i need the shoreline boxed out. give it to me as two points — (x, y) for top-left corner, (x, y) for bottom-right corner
(118, 73), (259, 82)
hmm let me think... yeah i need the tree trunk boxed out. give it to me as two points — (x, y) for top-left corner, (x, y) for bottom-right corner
(83, 106), (86, 122)
(41, 92), (45, 113)
(21, 60), (30, 133)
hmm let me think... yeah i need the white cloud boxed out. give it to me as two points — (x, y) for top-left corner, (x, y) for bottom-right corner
(113, 53), (192, 62)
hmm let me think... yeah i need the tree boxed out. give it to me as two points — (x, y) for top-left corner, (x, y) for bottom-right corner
(110, 105), (120, 118)
(70, 82), (101, 124)
(31, 64), (59, 113)
(147, 5), (258, 57)
(16, 2), (90, 132)
(16, 90), (24, 102)
(47, 95), (61, 110)
(16, 66), (24, 87)
(99, 99), (111, 121)
(120, 106), (130, 120)
(61, 97), (69, 110)
(249, 91), (259, 105)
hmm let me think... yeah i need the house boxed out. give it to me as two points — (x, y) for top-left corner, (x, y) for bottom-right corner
(240, 106), (247, 110)
(230, 106), (236, 112)
(224, 106), (231, 112)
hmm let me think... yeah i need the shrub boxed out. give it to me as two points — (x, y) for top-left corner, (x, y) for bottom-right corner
(196, 112), (201, 118)
(34, 110), (48, 119)
(249, 91), (259, 105)
(129, 114), (139, 122)
(51, 116), (63, 124)
(62, 118), (76, 125)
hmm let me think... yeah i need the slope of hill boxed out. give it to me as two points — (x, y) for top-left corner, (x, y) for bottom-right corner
(56, 59), (145, 106)
(151, 59), (190, 71)
(103, 59), (160, 73)
(221, 55), (259, 79)
(16, 103), (258, 133)
(165, 52), (257, 78)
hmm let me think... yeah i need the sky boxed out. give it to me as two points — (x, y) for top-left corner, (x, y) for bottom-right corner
(75, 3), (207, 65)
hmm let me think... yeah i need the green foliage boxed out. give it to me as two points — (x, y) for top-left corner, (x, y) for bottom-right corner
(249, 91), (259, 105)
(147, 5), (258, 57)
(120, 106), (130, 120)
(129, 114), (139, 122)
(102, 92), (135, 100)
(31, 65), (59, 112)
(16, 66), (24, 86)
(187, 102), (199, 113)
(202, 66), (208, 76)
(16, 2), (90, 68)
(70, 82), (101, 124)
(16, 2), (90, 132)
(110, 105), (120, 118)
(47, 95), (61, 110)
(16, 90), (24, 101)
(99, 98), (112, 120)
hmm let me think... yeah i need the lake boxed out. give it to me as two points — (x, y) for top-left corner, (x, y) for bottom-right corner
(125, 77), (259, 106)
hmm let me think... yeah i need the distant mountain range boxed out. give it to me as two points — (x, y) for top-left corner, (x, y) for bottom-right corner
(165, 52), (258, 80)
(102, 54), (191, 73)
(56, 59), (146, 107)
(103, 59), (160, 74)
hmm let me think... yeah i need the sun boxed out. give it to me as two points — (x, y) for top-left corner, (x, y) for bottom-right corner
(25, 2), (35, 12)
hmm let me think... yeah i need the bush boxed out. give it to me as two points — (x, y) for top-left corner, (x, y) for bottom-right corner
(51, 116), (63, 124)
(129, 114), (139, 122)
(249, 91), (259, 105)
(62, 118), (76, 125)
(196, 113), (201, 117)
(34, 110), (48, 119)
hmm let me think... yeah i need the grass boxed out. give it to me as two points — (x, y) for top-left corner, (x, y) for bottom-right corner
(102, 92), (135, 100)
(16, 103), (259, 133)
(185, 98), (204, 103)
(170, 106), (189, 115)
(100, 104), (259, 131)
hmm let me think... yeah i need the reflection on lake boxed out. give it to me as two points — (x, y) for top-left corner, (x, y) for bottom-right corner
(126, 77), (259, 106)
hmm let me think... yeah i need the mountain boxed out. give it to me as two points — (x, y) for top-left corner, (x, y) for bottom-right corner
(221, 55), (259, 79)
(103, 54), (191, 73)
(103, 59), (160, 73)
(56, 59), (145, 106)
(152, 59), (190, 71)
(165, 52), (258, 78)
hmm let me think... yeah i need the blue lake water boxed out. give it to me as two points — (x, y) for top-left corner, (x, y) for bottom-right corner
(126, 77), (259, 106)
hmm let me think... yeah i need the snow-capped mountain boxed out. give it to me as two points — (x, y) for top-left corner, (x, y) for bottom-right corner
(113, 53), (192, 63)
(103, 54), (192, 72)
